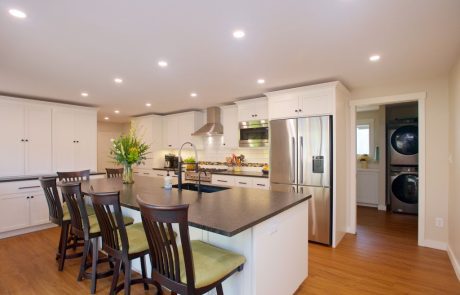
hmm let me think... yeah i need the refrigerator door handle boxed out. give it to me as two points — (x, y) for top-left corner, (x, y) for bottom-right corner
(300, 136), (304, 183)
(291, 137), (296, 183)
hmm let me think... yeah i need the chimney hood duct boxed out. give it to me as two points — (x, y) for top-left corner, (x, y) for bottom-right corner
(192, 107), (224, 136)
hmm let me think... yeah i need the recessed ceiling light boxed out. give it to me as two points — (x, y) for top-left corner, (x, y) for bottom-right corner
(233, 30), (245, 39)
(190, 92), (198, 97)
(104, 117), (109, 120)
(9, 9), (27, 18)
(114, 110), (120, 114)
(369, 55), (381, 62)
(81, 92), (89, 97)
(114, 78), (123, 84)
(145, 103), (152, 107)
(158, 60), (168, 67)
(257, 79), (265, 84)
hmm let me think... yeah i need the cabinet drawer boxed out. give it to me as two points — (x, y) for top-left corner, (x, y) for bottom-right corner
(253, 178), (270, 190)
(234, 177), (253, 188)
(153, 171), (167, 177)
(211, 175), (235, 186)
(0, 180), (42, 196)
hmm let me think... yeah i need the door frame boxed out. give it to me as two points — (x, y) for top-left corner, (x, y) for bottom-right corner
(348, 92), (426, 247)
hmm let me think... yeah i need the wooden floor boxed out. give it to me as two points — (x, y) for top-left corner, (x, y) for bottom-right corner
(0, 206), (458, 294)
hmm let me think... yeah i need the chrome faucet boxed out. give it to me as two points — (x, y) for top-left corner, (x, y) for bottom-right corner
(178, 142), (198, 191)
(197, 170), (207, 193)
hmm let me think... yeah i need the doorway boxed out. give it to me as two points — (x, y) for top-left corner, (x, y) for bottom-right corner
(348, 92), (426, 246)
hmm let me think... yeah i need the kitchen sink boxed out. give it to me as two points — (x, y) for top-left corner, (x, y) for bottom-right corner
(172, 183), (230, 193)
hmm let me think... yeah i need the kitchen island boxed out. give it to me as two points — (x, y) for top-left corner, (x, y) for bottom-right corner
(80, 176), (310, 295)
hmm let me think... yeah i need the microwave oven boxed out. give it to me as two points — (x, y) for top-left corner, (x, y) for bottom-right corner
(239, 120), (269, 147)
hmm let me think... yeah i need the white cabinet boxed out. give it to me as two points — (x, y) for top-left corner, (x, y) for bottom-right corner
(163, 111), (204, 149)
(212, 174), (269, 190)
(211, 174), (236, 186)
(357, 169), (379, 207)
(253, 178), (270, 190)
(220, 105), (239, 148)
(0, 180), (49, 234)
(266, 85), (334, 120)
(0, 98), (52, 177)
(234, 177), (253, 188)
(53, 107), (97, 172)
(131, 115), (163, 169)
(235, 97), (268, 122)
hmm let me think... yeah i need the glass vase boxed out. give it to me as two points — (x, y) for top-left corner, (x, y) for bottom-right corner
(123, 164), (134, 184)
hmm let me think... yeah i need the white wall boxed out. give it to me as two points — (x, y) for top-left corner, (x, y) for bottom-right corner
(351, 75), (450, 245)
(97, 122), (130, 172)
(448, 56), (460, 279)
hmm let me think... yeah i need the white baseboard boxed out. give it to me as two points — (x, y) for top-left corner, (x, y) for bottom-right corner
(447, 245), (460, 281)
(419, 239), (447, 251)
(377, 205), (387, 211)
(0, 223), (56, 239)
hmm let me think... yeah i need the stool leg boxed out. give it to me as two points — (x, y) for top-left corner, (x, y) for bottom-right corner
(123, 258), (131, 295)
(58, 223), (69, 271)
(90, 238), (98, 294)
(154, 281), (163, 295)
(110, 259), (121, 295)
(216, 283), (224, 295)
(78, 239), (90, 281)
(140, 255), (149, 290)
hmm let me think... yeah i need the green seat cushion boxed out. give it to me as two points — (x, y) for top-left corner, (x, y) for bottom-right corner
(179, 240), (246, 288)
(89, 214), (134, 234)
(123, 223), (149, 254)
(62, 203), (95, 221)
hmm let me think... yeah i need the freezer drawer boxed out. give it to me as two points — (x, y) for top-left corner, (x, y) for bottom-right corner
(299, 185), (331, 245)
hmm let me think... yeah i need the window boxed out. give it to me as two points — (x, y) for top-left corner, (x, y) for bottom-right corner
(356, 119), (374, 156)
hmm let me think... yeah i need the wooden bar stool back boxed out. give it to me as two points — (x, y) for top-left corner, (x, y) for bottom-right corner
(138, 199), (246, 295)
(39, 176), (83, 271)
(57, 169), (91, 182)
(90, 191), (151, 294)
(105, 168), (124, 178)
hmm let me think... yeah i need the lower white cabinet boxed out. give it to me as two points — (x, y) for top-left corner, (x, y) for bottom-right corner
(212, 174), (269, 190)
(356, 169), (379, 207)
(0, 181), (49, 234)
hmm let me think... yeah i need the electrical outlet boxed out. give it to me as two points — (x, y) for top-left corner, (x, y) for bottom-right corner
(435, 217), (444, 228)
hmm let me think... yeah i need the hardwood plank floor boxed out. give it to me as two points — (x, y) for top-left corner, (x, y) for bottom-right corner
(0, 206), (458, 294)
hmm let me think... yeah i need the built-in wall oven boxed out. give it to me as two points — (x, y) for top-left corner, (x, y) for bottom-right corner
(239, 120), (269, 147)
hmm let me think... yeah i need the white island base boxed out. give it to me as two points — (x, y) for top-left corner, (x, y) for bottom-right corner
(122, 201), (308, 295)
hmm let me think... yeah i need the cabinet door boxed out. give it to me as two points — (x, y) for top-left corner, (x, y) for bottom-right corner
(298, 89), (334, 116)
(221, 106), (239, 148)
(132, 117), (154, 169)
(163, 115), (179, 148)
(53, 108), (76, 171)
(0, 194), (29, 232)
(25, 104), (53, 175)
(0, 100), (25, 176)
(75, 110), (97, 171)
(29, 193), (50, 226)
(238, 104), (257, 122)
(268, 96), (299, 120)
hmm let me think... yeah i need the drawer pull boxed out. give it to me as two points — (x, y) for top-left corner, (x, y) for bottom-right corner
(238, 182), (247, 185)
(256, 184), (266, 187)
(217, 180), (228, 183)
(18, 185), (40, 190)
(157, 174), (164, 177)
(143, 173), (149, 175)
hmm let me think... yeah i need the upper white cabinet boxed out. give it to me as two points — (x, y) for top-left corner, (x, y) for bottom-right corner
(0, 98), (52, 177)
(235, 97), (268, 122)
(163, 111), (204, 149)
(131, 115), (163, 169)
(220, 105), (239, 148)
(266, 85), (335, 120)
(53, 107), (97, 172)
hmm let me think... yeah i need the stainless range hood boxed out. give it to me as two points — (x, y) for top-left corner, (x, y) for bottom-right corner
(192, 107), (224, 136)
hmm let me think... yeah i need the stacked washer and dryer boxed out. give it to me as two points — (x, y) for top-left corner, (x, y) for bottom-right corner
(388, 119), (419, 214)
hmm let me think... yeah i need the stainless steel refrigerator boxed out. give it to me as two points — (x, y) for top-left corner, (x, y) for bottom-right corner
(270, 116), (332, 245)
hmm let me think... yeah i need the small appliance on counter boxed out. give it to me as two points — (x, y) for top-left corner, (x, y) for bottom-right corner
(164, 154), (178, 169)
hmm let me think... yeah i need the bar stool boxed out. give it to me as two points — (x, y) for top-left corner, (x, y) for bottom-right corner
(59, 182), (134, 294)
(105, 168), (124, 179)
(138, 198), (246, 295)
(57, 169), (91, 182)
(89, 191), (152, 295)
(39, 176), (84, 271)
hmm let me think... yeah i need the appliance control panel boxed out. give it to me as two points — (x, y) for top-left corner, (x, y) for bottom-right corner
(312, 156), (324, 173)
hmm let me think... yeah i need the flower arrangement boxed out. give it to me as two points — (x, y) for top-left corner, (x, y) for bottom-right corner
(110, 127), (150, 183)
(226, 154), (245, 172)
(358, 154), (370, 169)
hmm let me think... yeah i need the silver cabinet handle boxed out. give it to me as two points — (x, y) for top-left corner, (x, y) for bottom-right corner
(291, 137), (296, 183)
(256, 183), (266, 187)
(217, 180), (228, 183)
(238, 182), (247, 185)
(156, 174), (163, 176)
(19, 185), (40, 190)
(300, 136), (304, 184)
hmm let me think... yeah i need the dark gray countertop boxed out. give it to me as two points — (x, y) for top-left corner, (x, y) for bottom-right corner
(80, 176), (309, 237)
(0, 172), (106, 183)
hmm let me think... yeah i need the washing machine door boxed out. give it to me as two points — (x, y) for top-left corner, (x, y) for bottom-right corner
(390, 125), (418, 155)
(392, 173), (418, 204)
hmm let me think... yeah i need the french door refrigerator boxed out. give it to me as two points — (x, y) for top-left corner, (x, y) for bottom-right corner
(270, 116), (332, 245)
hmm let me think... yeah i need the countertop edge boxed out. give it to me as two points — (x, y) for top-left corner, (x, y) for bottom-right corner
(0, 172), (106, 183)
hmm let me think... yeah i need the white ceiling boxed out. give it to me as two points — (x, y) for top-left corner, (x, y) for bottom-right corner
(1, 0), (460, 122)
